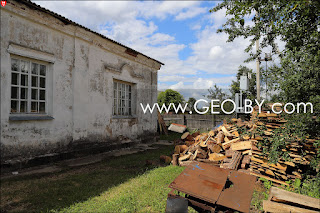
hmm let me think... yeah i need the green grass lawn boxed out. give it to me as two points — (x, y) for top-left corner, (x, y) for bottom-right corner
(0, 144), (183, 213)
(55, 166), (185, 213)
(0, 133), (270, 213)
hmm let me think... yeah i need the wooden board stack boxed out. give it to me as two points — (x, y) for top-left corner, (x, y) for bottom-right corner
(263, 187), (320, 212)
(172, 109), (319, 185)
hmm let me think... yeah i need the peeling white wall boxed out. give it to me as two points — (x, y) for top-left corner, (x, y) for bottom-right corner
(0, 1), (161, 161)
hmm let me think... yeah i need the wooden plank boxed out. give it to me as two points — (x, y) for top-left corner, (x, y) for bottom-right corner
(251, 162), (286, 174)
(242, 135), (250, 140)
(258, 112), (267, 118)
(221, 126), (232, 137)
(276, 173), (288, 181)
(221, 138), (240, 149)
(225, 149), (234, 158)
(208, 153), (225, 161)
(265, 169), (275, 176)
(179, 160), (195, 167)
(178, 153), (192, 161)
(231, 141), (252, 151)
(216, 131), (224, 144)
(267, 112), (279, 117)
(191, 149), (198, 160)
(208, 144), (221, 153)
(292, 171), (302, 179)
(283, 161), (295, 167)
(264, 131), (273, 136)
(268, 187), (320, 210)
(251, 156), (287, 171)
(232, 131), (239, 137)
(157, 111), (168, 135)
(263, 200), (319, 213)
(250, 172), (289, 186)
(222, 151), (241, 170)
(242, 150), (252, 155)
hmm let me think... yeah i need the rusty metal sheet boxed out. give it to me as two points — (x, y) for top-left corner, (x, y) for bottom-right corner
(217, 170), (256, 213)
(168, 162), (256, 213)
(169, 162), (229, 204)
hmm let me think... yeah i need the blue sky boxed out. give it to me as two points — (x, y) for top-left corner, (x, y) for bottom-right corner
(33, 1), (264, 100)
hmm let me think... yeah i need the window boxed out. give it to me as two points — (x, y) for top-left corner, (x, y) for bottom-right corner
(113, 81), (132, 116)
(11, 58), (47, 114)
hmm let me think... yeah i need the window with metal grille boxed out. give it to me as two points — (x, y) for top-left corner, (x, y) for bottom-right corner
(113, 81), (132, 116)
(10, 58), (47, 114)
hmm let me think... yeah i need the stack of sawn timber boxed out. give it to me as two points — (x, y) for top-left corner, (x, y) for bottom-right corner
(172, 109), (318, 186)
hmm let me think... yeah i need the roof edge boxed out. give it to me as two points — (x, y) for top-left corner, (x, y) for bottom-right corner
(16, 0), (164, 66)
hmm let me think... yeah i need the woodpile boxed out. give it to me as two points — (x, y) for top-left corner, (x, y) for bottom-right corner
(263, 187), (320, 212)
(171, 109), (319, 186)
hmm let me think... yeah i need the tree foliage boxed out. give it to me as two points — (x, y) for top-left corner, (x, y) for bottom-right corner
(211, 0), (320, 170)
(230, 65), (257, 100)
(212, 0), (320, 135)
(207, 84), (228, 100)
(211, 0), (320, 61)
(206, 84), (234, 114)
(157, 89), (184, 108)
(187, 97), (197, 112)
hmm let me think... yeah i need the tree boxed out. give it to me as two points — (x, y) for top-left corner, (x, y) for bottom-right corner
(211, 1), (320, 61)
(211, 0), (320, 169)
(211, 0), (320, 135)
(206, 84), (234, 113)
(207, 84), (228, 100)
(187, 97), (197, 112)
(157, 89), (184, 108)
(230, 65), (256, 100)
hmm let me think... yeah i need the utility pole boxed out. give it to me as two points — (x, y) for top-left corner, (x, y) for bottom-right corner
(256, 40), (260, 101)
(260, 53), (272, 100)
(255, 10), (260, 101)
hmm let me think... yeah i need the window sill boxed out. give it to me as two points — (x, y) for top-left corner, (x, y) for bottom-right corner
(112, 115), (137, 119)
(9, 115), (54, 121)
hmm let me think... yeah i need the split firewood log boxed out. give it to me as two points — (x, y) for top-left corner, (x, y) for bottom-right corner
(174, 145), (188, 154)
(208, 144), (222, 153)
(160, 155), (172, 165)
(171, 154), (179, 166)
(221, 126), (232, 137)
(222, 138), (240, 150)
(208, 153), (225, 161)
(181, 132), (189, 140)
(216, 131), (224, 144)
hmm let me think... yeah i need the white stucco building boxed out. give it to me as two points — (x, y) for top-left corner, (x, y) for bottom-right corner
(0, 0), (163, 165)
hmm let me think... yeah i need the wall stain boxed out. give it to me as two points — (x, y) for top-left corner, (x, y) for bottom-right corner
(106, 125), (112, 137)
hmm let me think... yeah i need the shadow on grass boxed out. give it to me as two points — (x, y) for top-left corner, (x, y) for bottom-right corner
(0, 145), (175, 213)
(159, 132), (181, 141)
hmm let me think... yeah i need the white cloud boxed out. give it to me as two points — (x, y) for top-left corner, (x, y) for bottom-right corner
(175, 7), (208, 21)
(34, 1), (138, 31)
(159, 75), (187, 82)
(169, 82), (185, 90)
(149, 33), (175, 45)
(139, 1), (201, 20)
(167, 76), (236, 90)
(209, 46), (223, 60)
(99, 20), (158, 45)
(190, 24), (202, 31)
(32, 1), (259, 97)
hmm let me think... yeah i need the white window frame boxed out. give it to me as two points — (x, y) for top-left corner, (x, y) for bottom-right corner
(113, 80), (133, 117)
(10, 56), (49, 115)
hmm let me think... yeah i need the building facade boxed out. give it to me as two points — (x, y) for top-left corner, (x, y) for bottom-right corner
(0, 0), (163, 164)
